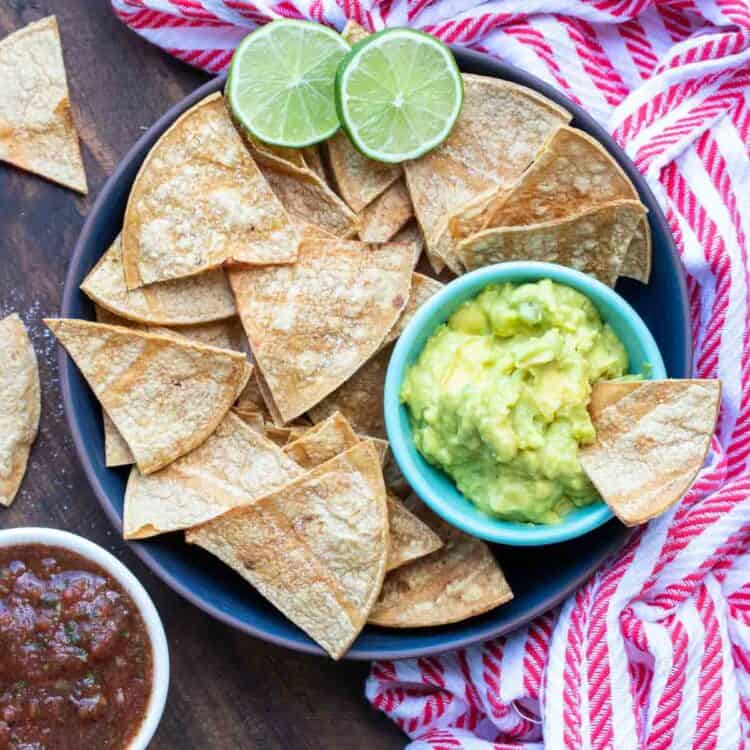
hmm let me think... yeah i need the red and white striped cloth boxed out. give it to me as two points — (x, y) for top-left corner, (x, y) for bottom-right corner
(113, 1), (750, 747)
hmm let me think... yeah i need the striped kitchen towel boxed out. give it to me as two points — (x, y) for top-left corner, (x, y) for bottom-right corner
(113, 1), (750, 747)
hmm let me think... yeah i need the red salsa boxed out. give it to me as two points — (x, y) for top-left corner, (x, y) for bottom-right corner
(0, 545), (153, 749)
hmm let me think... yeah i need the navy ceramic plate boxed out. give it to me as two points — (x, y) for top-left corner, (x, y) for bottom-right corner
(59, 49), (691, 660)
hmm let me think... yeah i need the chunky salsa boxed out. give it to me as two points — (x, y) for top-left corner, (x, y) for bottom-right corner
(0, 545), (153, 750)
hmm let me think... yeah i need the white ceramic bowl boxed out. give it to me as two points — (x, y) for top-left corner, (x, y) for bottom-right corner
(0, 527), (169, 749)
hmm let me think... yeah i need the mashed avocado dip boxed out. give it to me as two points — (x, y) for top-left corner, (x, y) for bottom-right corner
(401, 279), (629, 524)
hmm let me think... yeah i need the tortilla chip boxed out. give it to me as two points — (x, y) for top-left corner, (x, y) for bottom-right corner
(46, 319), (250, 474)
(103, 412), (134, 467)
(393, 221), (426, 269)
(264, 424), (295, 447)
(449, 126), (651, 282)
(382, 273), (443, 348)
(123, 411), (302, 539)
(302, 146), (327, 181)
(229, 240), (411, 424)
(187, 441), (388, 658)
(404, 74), (571, 273)
(587, 380), (641, 419)
(459, 200), (645, 287)
(308, 344), (391, 438)
(620, 220), (652, 283)
(580, 379), (721, 526)
(358, 178), (414, 242)
(369, 495), (513, 627)
(122, 93), (298, 288)
(369, 436), (389, 466)
(386, 494), (442, 572)
(0, 314), (41, 506)
(283, 412), (359, 469)
(341, 19), (370, 45)
(327, 133), (401, 213)
(243, 133), (307, 172)
(260, 162), (358, 239)
(231, 408), (266, 434)
(0, 17), (87, 194)
(81, 235), (236, 326)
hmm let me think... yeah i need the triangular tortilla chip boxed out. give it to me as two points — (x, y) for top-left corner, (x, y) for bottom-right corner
(308, 344), (392, 438)
(580, 379), (721, 526)
(229, 240), (411, 424)
(243, 133), (307, 172)
(122, 93), (298, 288)
(620, 220), (652, 283)
(0, 17), (87, 194)
(46, 319), (250, 474)
(283, 412), (359, 469)
(404, 74), (571, 273)
(103, 412), (134, 467)
(259, 162), (358, 239)
(187, 441), (388, 658)
(382, 273), (443, 349)
(393, 221), (426, 269)
(0, 314), (40, 506)
(386, 494), (442, 572)
(369, 436), (389, 466)
(81, 234), (236, 326)
(459, 200), (645, 287)
(448, 126), (651, 283)
(327, 132), (401, 213)
(369, 495), (513, 627)
(302, 146), (326, 181)
(231, 408), (266, 434)
(123, 411), (302, 538)
(358, 178), (414, 243)
(341, 19), (370, 45)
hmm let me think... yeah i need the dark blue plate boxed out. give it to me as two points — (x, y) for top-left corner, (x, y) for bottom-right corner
(59, 49), (691, 660)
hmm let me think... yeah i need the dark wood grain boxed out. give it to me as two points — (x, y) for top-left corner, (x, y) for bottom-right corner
(0, 3), (405, 748)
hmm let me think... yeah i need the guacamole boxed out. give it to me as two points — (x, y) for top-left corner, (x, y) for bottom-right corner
(401, 279), (629, 523)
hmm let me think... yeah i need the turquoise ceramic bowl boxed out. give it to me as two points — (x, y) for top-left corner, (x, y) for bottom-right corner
(385, 262), (667, 546)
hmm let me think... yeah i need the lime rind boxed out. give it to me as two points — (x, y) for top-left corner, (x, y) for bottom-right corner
(227, 20), (350, 148)
(335, 29), (463, 163)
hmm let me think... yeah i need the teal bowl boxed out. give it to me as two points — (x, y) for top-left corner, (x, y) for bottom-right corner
(385, 262), (667, 546)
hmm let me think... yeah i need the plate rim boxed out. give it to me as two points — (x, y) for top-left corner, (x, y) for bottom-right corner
(59, 48), (691, 660)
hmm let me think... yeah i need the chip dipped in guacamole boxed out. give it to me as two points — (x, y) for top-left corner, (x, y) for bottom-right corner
(401, 279), (629, 524)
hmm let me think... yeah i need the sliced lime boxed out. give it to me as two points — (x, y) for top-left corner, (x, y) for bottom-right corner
(335, 29), (463, 163)
(227, 20), (349, 148)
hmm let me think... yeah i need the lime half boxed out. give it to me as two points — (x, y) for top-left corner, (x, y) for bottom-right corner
(227, 20), (349, 148)
(335, 29), (463, 163)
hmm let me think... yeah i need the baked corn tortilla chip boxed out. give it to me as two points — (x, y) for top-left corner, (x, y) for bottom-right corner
(186, 441), (388, 658)
(229, 239), (411, 424)
(382, 273), (443, 349)
(302, 146), (326, 181)
(0, 16), (87, 194)
(46, 319), (250, 474)
(620, 220), (652, 283)
(187, 496), (364, 659)
(81, 234), (236, 326)
(386, 494), (442, 572)
(369, 495), (512, 627)
(122, 93), (299, 288)
(0, 314), (41, 507)
(243, 133), (307, 172)
(103, 412), (134, 467)
(327, 132), (401, 213)
(459, 199), (645, 287)
(231, 408), (266, 433)
(403, 74), (571, 273)
(358, 178), (414, 243)
(449, 126), (651, 282)
(123, 411), (302, 539)
(260, 162), (358, 239)
(580, 379), (721, 527)
(283, 412), (359, 469)
(393, 221), (426, 269)
(341, 19), (370, 44)
(308, 344), (392, 439)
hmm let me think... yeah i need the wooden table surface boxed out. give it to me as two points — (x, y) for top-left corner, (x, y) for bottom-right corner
(0, 3), (406, 748)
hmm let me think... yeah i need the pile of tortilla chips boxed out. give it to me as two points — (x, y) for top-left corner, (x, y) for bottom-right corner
(45, 19), (699, 659)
